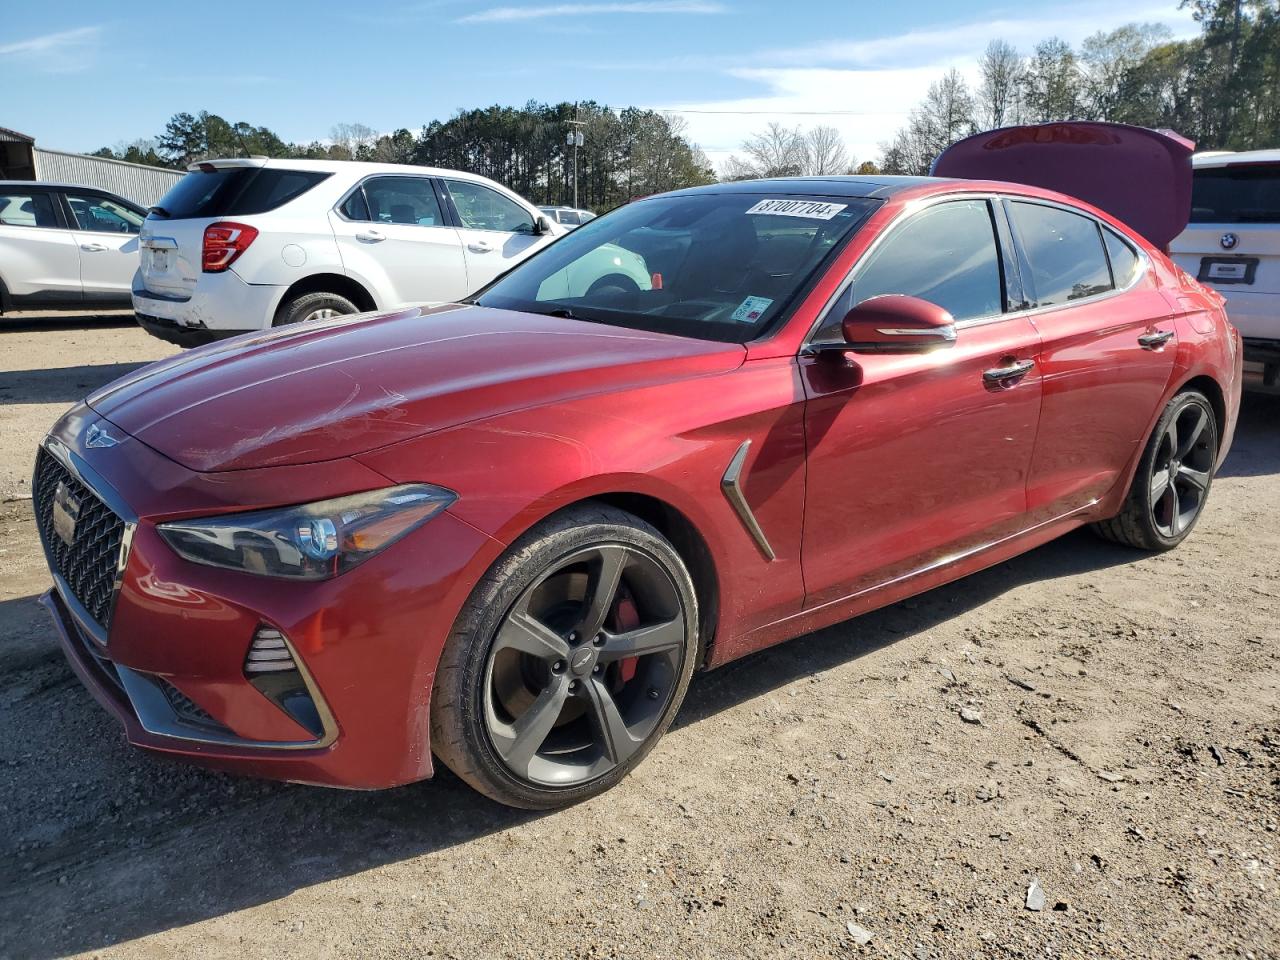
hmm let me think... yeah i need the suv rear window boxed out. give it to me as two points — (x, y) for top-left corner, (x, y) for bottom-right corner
(150, 167), (330, 219)
(1190, 164), (1280, 223)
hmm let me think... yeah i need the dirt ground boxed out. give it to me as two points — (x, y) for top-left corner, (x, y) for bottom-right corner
(0, 311), (1276, 960)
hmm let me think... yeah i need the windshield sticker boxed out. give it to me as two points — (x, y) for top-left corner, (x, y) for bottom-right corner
(746, 199), (848, 220)
(730, 296), (774, 323)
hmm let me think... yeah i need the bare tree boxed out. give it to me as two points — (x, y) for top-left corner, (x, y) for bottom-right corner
(1081, 23), (1173, 120)
(879, 70), (976, 174)
(726, 122), (807, 178)
(330, 122), (379, 159)
(977, 39), (1026, 129)
(801, 125), (851, 175)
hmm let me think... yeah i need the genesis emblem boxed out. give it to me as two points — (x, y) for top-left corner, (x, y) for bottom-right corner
(1220, 232), (1239, 250)
(85, 423), (121, 449)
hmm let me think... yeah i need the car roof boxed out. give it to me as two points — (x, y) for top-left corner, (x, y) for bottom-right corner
(663, 175), (939, 201)
(0, 180), (126, 194)
(191, 158), (498, 182)
(1192, 149), (1280, 168)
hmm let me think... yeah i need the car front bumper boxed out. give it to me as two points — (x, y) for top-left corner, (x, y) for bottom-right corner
(36, 407), (499, 789)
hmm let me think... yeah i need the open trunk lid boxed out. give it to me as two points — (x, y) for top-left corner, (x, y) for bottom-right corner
(933, 122), (1195, 249)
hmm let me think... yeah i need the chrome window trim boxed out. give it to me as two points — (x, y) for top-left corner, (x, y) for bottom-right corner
(800, 191), (1154, 349)
(37, 435), (138, 646)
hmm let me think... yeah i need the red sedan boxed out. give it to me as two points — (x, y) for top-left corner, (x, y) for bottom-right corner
(36, 126), (1241, 808)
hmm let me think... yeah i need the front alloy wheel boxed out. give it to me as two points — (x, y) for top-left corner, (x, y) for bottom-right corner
(431, 505), (698, 808)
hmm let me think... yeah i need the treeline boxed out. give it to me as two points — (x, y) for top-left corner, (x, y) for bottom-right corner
(92, 101), (715, 211)
(880, 0), (1280, 174)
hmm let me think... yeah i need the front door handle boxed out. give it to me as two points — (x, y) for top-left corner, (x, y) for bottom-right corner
(468, 240), (494, 253)
(355, 229), (385, 242)
(983, 358), (1035, 384)
(80, 242), (107, 252)
(1138, 330), (1175, 350)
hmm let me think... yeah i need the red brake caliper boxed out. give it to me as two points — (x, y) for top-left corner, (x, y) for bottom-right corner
(612, 592), (641, 688)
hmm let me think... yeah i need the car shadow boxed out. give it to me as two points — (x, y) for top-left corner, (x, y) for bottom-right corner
(0, 529), (1142, 959)
(0, 312), (136, 334)
(1217, 391), (1280, 478)
(0, 363), (152, 405)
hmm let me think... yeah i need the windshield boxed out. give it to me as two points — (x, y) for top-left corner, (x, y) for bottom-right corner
(476, 192), (879, 342)
(1190, 164), (1280, 223)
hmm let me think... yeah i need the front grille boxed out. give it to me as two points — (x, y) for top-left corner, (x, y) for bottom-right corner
(34, 448), (126, 629)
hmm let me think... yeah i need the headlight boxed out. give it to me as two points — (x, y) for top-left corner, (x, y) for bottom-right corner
(157, 484), (456, 580)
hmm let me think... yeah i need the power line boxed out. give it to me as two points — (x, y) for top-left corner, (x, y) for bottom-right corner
(663, 108), (893, 116)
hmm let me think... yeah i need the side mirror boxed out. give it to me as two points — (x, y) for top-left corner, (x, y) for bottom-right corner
(534, 215), (554, 235)
(837, 294), (956, 354)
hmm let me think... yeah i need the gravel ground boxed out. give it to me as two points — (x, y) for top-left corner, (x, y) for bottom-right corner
(1, 313), (1277, 960)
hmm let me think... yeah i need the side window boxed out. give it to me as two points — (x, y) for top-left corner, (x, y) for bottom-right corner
(66, 194), (143, 234)
(0, 192), (58, 228)
(340, 188), (371, 221)
(360, 177), (444, 226)
(1009, 202), (1113, 306)
(445, 179), (534, 233)
(1103, 227), (1141, 288)
(819, 199), (1002, 338)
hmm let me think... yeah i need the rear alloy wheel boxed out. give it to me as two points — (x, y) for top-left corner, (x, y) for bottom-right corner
(275, 291), (359, 327)
(1092, 390), (1218, 551)
(431, 504), (698, 809)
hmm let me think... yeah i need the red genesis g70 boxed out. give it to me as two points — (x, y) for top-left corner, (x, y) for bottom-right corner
(35, 124), (1241, 808)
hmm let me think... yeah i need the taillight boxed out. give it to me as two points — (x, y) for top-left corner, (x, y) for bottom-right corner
(202, 221), (258, 272)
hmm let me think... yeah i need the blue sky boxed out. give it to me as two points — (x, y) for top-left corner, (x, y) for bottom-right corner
(2, 0), (1200, 170)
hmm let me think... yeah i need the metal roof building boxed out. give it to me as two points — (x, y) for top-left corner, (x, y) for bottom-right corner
(0, 126), (182, 206)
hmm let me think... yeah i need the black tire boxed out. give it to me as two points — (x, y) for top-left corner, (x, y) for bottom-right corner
(274, 291), (359, 327)
(431, 503), (699, 809)
(1091, 389), (1218, 551)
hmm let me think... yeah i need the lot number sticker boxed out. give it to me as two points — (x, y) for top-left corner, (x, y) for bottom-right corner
(746, 199), (847, 219)
(730, 296), (774, 323)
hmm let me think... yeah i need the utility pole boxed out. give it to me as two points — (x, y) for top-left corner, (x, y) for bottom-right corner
(567, 111), (585, 209)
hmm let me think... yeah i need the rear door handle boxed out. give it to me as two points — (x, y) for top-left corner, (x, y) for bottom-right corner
(468, 240), (494, 253)
(355, 229), (385, 242)
(80, 243), (107, 252)
(1138, 330), (1175, 349)
(983, 358), (1035, 384)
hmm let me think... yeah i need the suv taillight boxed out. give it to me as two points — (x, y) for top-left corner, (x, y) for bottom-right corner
(202, 221), (258, 272)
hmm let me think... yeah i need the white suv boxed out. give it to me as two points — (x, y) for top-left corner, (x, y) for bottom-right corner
(1171, 150), (1280, 388)
(133, 159), (562, 346)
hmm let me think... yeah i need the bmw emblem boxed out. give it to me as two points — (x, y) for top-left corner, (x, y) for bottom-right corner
(1220, 232), (1239, 250)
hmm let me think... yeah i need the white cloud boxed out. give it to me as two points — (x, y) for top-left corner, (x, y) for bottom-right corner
(458, 1), (727, 24)
(648, 1), (1200, 171)
(0, 26), (102, 72)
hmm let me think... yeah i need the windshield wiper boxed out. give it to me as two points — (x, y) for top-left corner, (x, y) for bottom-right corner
(537, 307), (582, 320)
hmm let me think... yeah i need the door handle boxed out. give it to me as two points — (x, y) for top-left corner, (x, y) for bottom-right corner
(355, 229), (385, 242)
(983, 358), (1036, 384)
(467, 240), (494, 253)
(1138, 330), (1175, 350)
(80, 243), (107, 252)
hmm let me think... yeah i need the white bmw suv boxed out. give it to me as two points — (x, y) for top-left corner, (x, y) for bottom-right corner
(1171, 149), (1280, 389)
(133, 159), (562, 345)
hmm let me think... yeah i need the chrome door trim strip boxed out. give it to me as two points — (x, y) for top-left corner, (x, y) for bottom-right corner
(721, 440), (776, 561)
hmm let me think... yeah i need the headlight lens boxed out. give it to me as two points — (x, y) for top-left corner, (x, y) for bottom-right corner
(157, 484), (456, 580)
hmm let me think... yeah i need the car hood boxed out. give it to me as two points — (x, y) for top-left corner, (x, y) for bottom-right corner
(88, 305), (745, 473)
(933, 121), (1195, 249)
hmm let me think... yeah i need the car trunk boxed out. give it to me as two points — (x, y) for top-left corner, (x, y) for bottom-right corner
(1171, 161), (1280, 296)
(933, 122), (1195, 250)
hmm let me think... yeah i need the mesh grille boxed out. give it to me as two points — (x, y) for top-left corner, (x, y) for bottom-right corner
(158, 679), (227, 730)
(34, 449), (126, 628)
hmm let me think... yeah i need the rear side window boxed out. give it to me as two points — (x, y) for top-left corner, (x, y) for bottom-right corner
(355, 177), (444, 226)
(1009, 202), (1112, 306)
(0, 192), (57, 228)
(1191, 164), (1280, 223)
(150, 167), (330, 219)
(1103, 228), (1141, 288)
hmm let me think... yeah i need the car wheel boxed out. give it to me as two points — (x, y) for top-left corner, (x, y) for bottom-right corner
(1092, 390), (1218, 551)
(431, 503), (699, 809)
(275, 291), (359, 327)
